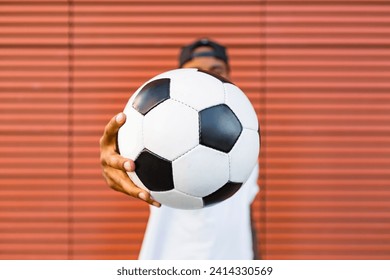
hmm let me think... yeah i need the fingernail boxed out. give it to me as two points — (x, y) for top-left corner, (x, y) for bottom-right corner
(138, 192), (147, 201)
(152, 201), (161, 207)
(115, 113), (124, 123)
(124, 161), (132, 171)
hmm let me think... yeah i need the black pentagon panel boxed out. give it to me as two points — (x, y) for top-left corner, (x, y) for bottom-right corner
(199, 104), (242, 153)
(203, 182), (242, 207)
(132, 78), (170, 115)
(135, 149), (174, 192)
(197, 69), (234, 85)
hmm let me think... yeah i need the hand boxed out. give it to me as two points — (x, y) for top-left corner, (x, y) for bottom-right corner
(99, 113), (161, 207)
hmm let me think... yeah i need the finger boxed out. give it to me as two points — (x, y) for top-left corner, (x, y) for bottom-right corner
(107, 167), (161, 207)
(139, 192), (161, 208)
(100, 113), (126, 147)
(102, 153), (135, 172)
(119, 175), (161, 207)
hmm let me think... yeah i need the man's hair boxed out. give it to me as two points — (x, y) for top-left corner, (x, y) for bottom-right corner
(179, 38), (229, 67)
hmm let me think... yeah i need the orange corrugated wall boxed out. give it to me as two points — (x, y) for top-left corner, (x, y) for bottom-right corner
(263, 0), (390, 259)
(1, 0), (390, 260)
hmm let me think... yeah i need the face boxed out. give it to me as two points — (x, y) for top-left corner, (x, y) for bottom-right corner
(181, 46), (230, 80)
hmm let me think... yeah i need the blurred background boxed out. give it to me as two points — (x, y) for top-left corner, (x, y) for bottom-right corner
(1, 0), (390, 260)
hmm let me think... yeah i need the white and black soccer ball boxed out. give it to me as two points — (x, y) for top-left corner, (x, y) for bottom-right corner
(118, 68), (259, 209)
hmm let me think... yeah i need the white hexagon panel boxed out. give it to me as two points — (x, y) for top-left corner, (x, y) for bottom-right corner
(117, 107), (144, 161)
(168, 68), (225, 111)
(143, 99), (199, 161)
(228, 128), (260, 183)
(172, 145), (230, 197)
(224, 83), (258, 131)
(150, 189), (203, 210)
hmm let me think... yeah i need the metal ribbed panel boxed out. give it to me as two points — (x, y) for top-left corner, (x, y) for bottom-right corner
(263, 0), (390, 259)
(0, 1), (70, 259)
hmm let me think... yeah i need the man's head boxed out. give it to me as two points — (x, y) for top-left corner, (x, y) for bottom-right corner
(179, 38), (230, 79)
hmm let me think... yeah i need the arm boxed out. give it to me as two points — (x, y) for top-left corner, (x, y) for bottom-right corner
(99, 113), (161, 207)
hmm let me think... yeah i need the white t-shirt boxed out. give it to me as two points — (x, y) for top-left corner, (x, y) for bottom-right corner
(138, 165), (259, 260)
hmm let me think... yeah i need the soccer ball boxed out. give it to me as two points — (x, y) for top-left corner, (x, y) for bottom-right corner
(118, 68), (259, 209)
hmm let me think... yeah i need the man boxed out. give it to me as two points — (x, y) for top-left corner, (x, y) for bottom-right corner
(99, 38), (259, 259)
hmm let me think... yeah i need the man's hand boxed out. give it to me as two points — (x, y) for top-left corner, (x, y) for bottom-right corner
(99, 113), (161, 207)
